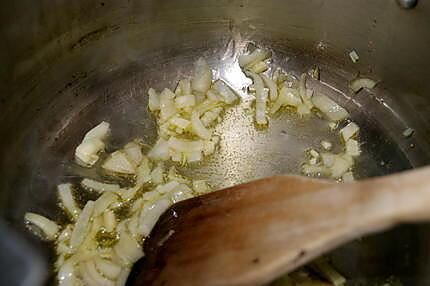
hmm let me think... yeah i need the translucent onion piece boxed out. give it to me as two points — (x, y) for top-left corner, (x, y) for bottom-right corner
(175, 94), (196, 109)
(213, 80), (237, 104)
(350, 77), (376, 93)
(102, 150), (136, 175)
(168, 137), (204, 153)
(95, 257), (122, 280)
(342, 172), (355, 182)
(192, 180), (211, 194)
(297, 103), (312, 116)
(58, 225), (73, 242)
(75, 138), (105, 167)
(148, 88), (160, 112)
(330, 154), (353, 179)
(191, 111), (212, 139)
(170, 185), (193, 203)
(246, 71), (267, 124)
(312, 93), (349, 122)
(270, 87), (302, 114)
(345, 139), (361, 157)
(24, 212), (59, 241)
(261, 74), (278, 101)
(58, 183), (81, 220)
(159, 88), (176, 123)
(203, 136), (220, 156)
(81, 178), (121, 193)
(301, 164), (330, 177)
(349, 50), (359, 63)
(176, 79), (192, 96)
(321, 140), (333, 151)
(58, 258), (77, 286)
(150, 163), (165, 185)
(123, 141), (143, 166)
(169, 116), (190, 130)
(103, 210), (117, 233)
(155, 181), (180, 194)
(191, 58), (212, 94)
(239, 49), (271, 68)
(148, 138), (169, 161)
(70, 201), (94, 249)
(93, 192), (119, 217)
(83, 121), (111, 142)
(79, 260), (115, 286)
(186, 151), (203, 162)
(114, 227), (143, 265)
(340, 122), (359, 142)
(136, 157), (152, 187)
(201, 107), (223, 127)
(138, 198), (171, 237)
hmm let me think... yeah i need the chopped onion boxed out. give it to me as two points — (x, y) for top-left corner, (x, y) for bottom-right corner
(192, 180), (211, 194)
(239, 49), (271, 68)
(201, 107), (223, 127)
(75, 138), (105, 167)
(301, 164), (330, 177)
(186, 151), (203, 162)
(123, 142), (143, 166)
(102, 150), (136, 175)
(349, 50), (359, 63)
(150, 162), (165, 185)
(24, 212), (59, 240)
(312, 93), (349, 122)
(403, 127), (414, 138)
(81, 178), (121, 193)
(138, 198), (171, 237)
(261, 74), (278, 101)
(246, 71), (267, 125)
(80, 259), (115, 286)
(58, 258), (77, 286)
(175, 94), (196, 109)
(70, 201), (94, 249)
(330, 154), (353, 179)
(191, 111), (212, 139)
(115, 268), (131, 286)
(298, 74), (313, 109)
(271, 87), (302, 114)
(349, 77), (377, 93)
(321, 140), (332, 151)
(103, 210), (117, 233)
(83, 121), (111, 142)
(191, 58), (212, 94)
(114, 226), (143, 265)
(148, 138), (169, 161)
(203, 136), (220, 156)
(58, 183), (81, 220)
(170, 185), (193, 203)
(342, 172), (355, 182)
(136, 157), (152, 187)
(148, 88), (160, 112)
(167, 166), (191, 184)
(93, 192), (119, 217)
(213, 80), (237, 104)
(154, 181), (180, 194)
(176, 79), (192, 96)
(297, 103), (312, 116)
(345, 139), (361, 157)
(159, 88), (176, 123)
(340, 122), (359, 142)
(168, 137), (204, 153)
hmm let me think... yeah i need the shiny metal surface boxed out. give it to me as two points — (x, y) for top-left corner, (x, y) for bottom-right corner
(0, 0), (430, 285)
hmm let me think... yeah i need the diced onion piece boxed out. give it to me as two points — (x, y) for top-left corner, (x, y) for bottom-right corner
(308, 149), (320, 159)
(321, 140), (332, 151)
(83, 121), (111, 142)
(167, 166), (191, 185)
(168, 137), (204, 153)
(95, 258), (122, 280)
(136, 157), (152, 187)
(345, 139), (361, 157)
(349, 77), (377, 93)
(298, 74), (313, 109)
(155, 181), (180, 194)
(138, 198), (171, 237)
(271, 87), (301, 114)
(201, 107), (223, 127)
(261, 74), (278, 101)
(24, 212), (59, 240)
(170, 184), (193, 203)
(123, 141), (143, 166)
(81, 178), (121, 193)
(203, 136), (220, 156)
(102, 150), (136, 175)
(159, 88), (176, 123)
(148, 88), (160, 112)
(148, 138), (169, 161)
(114, 227), (143, 265)
(70, 201), (94, 249)
(297, 103), (311, 116)
(192, 180), (211, 194)
(239, 49), (271, 68)
(103, 210), (117, 233)
(207, 89), (222, 102)
(311, 259), (347, 286)
(58, 258), (78, 286)
(312, 93), (349, 122)
(349, 50), (359, 63)
(175, 79), (192, 96)
(301, 164), (330, 177)
(75, 138), (105, 167)
(342, 172), (355, 182)
(175, 94), (196, 109)
(186, 151), (202, 162)
(169, 116), (190, 130)
(246, 71), (267, 125)
(330, 154), (353, 179)
(249, 61), (269, 73)
(93, 192), (119, 217)
(191, 111), (212, 139)
(340, 122), (359, 142)
(328, 122), (338, 131)
(213, 80), (237, 104)
(321, 153), (336, 167)
(191, 58), (212, 94)
(151, 162), (165, 185)
(403, 127), (414, 138)
(58, 183), (81, 220)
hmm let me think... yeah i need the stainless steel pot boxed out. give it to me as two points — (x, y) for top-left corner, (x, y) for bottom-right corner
(1, 0), (430, 285)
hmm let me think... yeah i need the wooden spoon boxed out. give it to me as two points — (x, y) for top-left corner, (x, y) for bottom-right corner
(128, 167), (430, 286)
